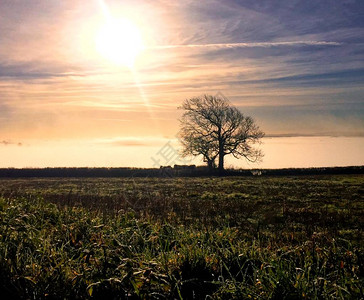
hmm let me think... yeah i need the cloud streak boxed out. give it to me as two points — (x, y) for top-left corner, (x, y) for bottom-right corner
(150, 40), (341, 50)
(95, 137), (169, 147)
(0, 140), (22, 146)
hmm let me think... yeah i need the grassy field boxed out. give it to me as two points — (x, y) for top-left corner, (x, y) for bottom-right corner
(0, 175), (363, 299)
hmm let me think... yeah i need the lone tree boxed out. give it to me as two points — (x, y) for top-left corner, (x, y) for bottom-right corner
(179, 94), (264, 174)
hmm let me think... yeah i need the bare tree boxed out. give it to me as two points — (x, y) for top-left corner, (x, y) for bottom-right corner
(180, 132), (218, 172)
(179, 94), (264, 174)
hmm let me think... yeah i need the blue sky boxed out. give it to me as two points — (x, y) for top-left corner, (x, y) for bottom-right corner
(0, 0), (363, 167)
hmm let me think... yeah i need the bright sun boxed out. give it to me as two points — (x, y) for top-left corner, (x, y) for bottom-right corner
(95, 18), (144, 68)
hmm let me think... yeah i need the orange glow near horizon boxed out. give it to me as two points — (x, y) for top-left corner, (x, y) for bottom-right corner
(0, 136), (363, 169)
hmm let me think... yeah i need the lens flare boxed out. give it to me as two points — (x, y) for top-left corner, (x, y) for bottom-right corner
(95, 18), (144, 67)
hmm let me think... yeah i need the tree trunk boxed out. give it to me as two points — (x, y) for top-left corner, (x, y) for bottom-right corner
(207, 159), (214, 173)
(218, 131), (224, 175)
(218, 148), (224, 175)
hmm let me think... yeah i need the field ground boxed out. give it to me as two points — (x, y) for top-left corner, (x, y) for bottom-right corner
(0, 175), (363, 299)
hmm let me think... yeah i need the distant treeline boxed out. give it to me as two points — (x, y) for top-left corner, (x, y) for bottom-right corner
(0, 165), (363, 178)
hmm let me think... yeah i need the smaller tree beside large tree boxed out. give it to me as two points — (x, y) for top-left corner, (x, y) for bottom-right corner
(179, 94), (264, 174)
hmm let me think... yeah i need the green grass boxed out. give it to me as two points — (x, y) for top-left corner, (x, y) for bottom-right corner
(0, 175), (363, 299)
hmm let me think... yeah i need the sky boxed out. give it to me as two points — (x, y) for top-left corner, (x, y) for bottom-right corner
(0, 0), (363, 168)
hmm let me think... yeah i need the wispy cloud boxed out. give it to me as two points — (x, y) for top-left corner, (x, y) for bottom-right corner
(265, 132), (364, 138)
(150, 40), (341, 50)
(95, 137), (168, 147)
(0, 140), (23, 146)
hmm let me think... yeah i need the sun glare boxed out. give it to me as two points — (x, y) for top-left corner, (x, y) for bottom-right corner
(95, 18), (144, 67)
